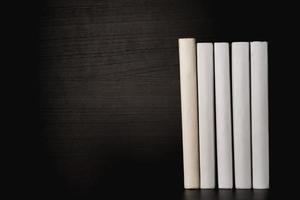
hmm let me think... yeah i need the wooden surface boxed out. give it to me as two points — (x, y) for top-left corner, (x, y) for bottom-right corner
(12, 0), (300, 199)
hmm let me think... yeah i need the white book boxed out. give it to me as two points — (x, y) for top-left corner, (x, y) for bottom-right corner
(250, 41), (269, 189)
(197, 43), (215, 188)
(231, 42), (252, 189)
(214, 43), (233, 189)
(178, 38), (200, 189)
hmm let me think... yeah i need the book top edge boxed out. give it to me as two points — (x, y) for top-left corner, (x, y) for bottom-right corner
(214, 42), (229, 45)
(197, 42), (213, 45)
(178, 38), (196, 41)
(231, 41), (249, 44)
(250, 41), (268, 44)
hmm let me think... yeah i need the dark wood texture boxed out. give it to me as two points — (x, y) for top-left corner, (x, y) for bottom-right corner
(11, 0), (300, 199)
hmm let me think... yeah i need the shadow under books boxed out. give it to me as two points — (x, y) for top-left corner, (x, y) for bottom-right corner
(182, 189), (269, 200)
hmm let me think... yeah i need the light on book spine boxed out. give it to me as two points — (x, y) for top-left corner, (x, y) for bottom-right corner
(178, 38), (200, 189)
(251, 41), (269, 189)
(197, 43), (215, 189)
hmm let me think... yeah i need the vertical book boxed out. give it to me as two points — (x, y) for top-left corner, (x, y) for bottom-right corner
(231, 42), (252, 189)
(214, 43), (233, 189)
(197, 43), (215, 188)
(251, 41), (269, 189)
(178, 38), (200, 189)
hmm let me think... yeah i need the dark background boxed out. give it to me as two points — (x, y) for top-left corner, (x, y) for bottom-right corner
(7, 0), (299, 199)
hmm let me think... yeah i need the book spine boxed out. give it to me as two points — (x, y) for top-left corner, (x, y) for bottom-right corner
(197, 43), (215, 188)
(214, 43), (233, 189)
(231, 42), (252, 189)
(178, 38), (200, 189)
(250, 41), (269, 189)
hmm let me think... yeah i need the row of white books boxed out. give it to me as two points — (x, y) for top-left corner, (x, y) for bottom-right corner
(178, 39), (269, 189)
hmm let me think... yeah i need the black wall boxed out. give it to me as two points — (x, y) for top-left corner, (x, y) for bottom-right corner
(9, 0), (299, 199)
